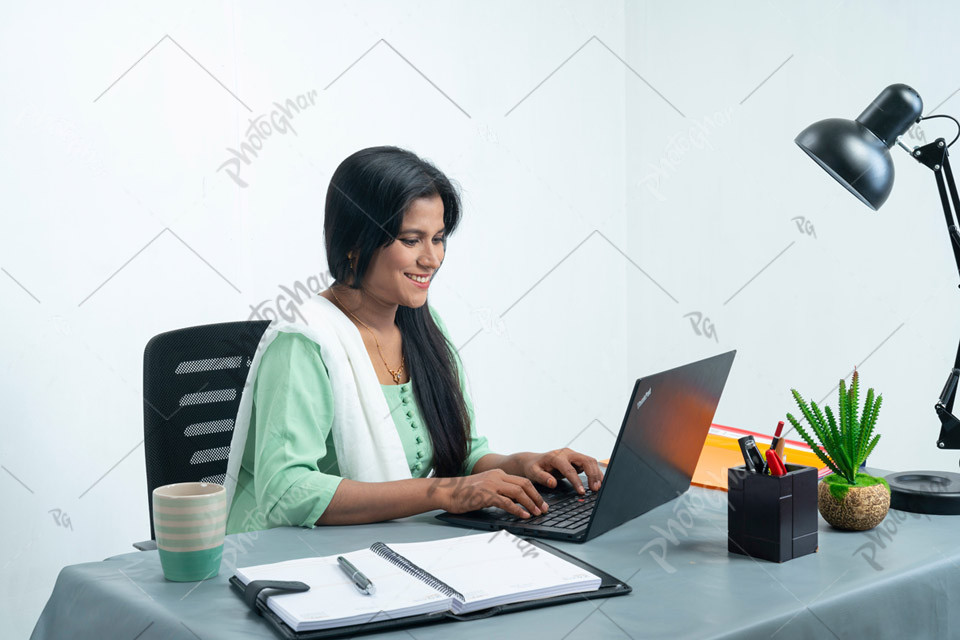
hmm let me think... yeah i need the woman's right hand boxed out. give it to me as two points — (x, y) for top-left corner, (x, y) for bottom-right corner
(430, 469), (549, 519)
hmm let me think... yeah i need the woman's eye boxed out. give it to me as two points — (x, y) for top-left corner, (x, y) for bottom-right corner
(402, 238), (444, 246)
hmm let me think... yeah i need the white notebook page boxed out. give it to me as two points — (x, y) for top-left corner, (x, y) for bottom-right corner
(236, 549), (451, 632)
(384, 530), (602, 614)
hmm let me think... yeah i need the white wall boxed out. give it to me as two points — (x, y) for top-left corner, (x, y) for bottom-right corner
(3, 1), (958, 635)
(2, 2), (630, 634)
(624, 0), (960, 475)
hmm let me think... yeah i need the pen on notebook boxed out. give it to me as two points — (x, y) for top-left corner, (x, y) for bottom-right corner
(337, 556), (376, 595)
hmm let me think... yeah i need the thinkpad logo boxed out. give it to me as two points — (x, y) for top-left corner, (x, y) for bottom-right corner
(637, 388), (652, 410)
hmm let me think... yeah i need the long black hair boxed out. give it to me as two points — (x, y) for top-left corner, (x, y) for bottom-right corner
(323, 146), (471, 478)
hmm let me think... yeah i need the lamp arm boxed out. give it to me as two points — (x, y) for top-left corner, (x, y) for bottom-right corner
(937, 155), (960, 282)
(910, 139), (960, 451)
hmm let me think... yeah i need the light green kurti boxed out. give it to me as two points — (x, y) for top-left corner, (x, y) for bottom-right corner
(226, 307), (491, 534)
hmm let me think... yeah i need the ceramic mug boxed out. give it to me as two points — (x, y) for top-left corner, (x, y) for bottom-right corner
(152, 482), (226, 582)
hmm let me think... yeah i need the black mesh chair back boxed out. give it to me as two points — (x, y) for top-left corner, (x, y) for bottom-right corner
(142, 320), (271, 540)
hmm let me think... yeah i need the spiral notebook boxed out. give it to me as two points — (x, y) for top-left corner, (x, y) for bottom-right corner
(233, 530), (626, 636)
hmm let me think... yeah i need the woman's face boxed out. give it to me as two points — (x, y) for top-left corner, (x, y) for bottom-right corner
(363, 193), (446, 308)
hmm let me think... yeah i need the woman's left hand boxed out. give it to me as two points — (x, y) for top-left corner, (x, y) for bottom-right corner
(519, 448), (603, 494)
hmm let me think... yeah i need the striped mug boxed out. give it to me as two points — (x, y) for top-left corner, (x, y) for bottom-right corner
(153, 482), (226, 582)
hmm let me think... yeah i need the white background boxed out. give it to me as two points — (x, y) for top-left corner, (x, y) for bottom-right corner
(4, 1), (960, 635)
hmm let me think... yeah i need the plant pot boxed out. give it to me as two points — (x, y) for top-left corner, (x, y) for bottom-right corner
(817, 477), (890, 531)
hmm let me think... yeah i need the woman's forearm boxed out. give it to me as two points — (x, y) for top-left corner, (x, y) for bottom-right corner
(471, 452), (537, 476)
(315, 452), (543, 525)
(315, 478), (446, 525)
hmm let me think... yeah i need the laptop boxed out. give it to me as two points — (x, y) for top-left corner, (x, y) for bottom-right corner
(436, 350), (737, 542)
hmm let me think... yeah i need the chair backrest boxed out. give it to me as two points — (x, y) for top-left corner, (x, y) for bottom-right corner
(142, 320), (271, 540)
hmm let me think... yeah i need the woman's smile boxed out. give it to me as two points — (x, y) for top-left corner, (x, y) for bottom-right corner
(404, 272), (431, 288)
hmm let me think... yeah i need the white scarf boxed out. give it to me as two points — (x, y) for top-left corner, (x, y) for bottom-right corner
(223, 295), (413, 512)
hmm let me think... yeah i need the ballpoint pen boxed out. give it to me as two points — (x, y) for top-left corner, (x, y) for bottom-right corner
(337, 556), (376, 595)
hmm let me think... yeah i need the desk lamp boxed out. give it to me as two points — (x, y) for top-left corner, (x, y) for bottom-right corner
(795, 83), (960, 514)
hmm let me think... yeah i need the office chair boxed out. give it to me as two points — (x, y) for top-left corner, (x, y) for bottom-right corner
(133, 320), (270, 550)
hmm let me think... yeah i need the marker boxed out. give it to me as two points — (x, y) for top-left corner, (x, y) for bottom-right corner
(770, 421), (786, 462)
(738, 435), (766, 474)
(337, 556), (376, 595)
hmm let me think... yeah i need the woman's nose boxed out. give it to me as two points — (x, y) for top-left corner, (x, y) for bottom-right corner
(420, 243), (442, 269)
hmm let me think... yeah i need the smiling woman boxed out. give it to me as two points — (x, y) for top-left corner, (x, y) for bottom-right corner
(224, 146), (604, 534)
(319, 146), (471, 477)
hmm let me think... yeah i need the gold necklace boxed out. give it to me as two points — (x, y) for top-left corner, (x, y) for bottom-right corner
(330, 287), (406, 384)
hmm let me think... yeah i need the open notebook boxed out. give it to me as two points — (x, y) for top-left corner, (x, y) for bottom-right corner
(235, 530), (603, 633)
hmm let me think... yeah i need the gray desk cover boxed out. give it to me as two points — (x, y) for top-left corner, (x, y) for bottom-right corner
(31, 477), (960, 640)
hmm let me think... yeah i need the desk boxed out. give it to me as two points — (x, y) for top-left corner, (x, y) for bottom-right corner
(31, 476), (959, 639)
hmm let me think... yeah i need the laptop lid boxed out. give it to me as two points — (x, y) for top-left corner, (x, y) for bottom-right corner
(584, 350), (736, 540)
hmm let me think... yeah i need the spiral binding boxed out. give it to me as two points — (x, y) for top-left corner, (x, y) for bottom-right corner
(370, 542), (465, 601)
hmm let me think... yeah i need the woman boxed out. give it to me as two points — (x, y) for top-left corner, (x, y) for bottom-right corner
(225, 146), (603, 534)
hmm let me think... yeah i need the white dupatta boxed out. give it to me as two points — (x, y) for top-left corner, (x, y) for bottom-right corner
(223, 295), (413, 512)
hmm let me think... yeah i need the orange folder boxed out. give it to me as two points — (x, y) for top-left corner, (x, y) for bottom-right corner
(599, 423), (828, 492)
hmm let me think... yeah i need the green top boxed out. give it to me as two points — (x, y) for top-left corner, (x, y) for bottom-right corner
(225, 307), (492, 534)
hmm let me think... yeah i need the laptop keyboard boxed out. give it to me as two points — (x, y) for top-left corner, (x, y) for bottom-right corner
(496, 490), (598, 529)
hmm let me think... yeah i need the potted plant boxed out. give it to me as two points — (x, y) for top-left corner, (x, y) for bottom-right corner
(785, 370), (890, 531)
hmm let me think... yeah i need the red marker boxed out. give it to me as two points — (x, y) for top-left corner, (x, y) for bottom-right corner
(765, 448), (787, 477)
(770, 420), (784, 451)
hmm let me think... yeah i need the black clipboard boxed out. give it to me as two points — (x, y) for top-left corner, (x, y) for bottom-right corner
(229, 537), (632, 639)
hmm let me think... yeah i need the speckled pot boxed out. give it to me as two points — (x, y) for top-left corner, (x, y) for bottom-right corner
(817, 481), (890, 531)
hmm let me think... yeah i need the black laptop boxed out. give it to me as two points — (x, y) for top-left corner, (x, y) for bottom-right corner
(436, 350), (737, 542)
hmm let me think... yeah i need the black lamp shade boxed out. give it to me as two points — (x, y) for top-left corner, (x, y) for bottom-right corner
(795, 84), (923, 211)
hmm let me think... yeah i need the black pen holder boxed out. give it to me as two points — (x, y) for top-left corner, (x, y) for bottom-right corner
(727, 463), (818, 563)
